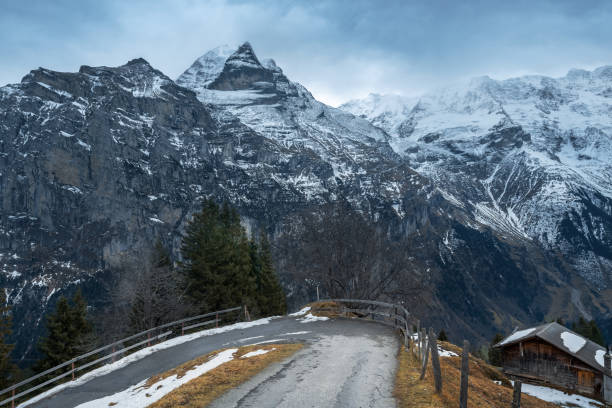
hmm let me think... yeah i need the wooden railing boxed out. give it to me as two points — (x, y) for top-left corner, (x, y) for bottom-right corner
(313, 298), (413, 347)
(0, 306), (244, 407)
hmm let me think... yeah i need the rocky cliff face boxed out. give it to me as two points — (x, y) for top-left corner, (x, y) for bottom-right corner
(1, 43), (610, 364)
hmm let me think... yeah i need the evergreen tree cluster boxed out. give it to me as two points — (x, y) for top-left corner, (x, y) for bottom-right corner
(572, 317), (606, 347)
(36, 290), (93, 373)
(488, 333), (504, 367)
(181, 200), (286, 317)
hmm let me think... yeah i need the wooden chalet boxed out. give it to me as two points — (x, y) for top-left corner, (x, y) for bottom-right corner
(494, 322), (612, 404)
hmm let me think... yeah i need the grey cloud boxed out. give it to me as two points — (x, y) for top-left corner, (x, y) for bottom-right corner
(1, 0), (610, 106)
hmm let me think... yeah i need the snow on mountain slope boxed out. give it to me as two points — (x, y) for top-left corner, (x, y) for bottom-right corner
(175, 44), (237, 93)
(341, 93), (419, 137)
(177, 43), (395, 191)
(341, 68), (612, 287)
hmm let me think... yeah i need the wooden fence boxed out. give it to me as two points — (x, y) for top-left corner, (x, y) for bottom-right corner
(0, 305), (244, 407)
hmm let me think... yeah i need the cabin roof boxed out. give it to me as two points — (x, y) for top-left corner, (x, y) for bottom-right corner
(494, 322), (608, 373)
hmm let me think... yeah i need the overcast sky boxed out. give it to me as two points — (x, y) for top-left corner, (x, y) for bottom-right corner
(1, 0), (611, 106)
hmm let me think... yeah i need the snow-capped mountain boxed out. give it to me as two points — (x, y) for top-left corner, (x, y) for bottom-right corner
(177, 42), (396, 192)
(1, 42), (610, 364)
(341, 69), (612, 289)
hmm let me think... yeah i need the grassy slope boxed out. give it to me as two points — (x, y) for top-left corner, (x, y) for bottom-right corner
(394, 341), (558, 408)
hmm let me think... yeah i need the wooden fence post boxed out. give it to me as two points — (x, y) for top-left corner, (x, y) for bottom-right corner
(181, 322), (184, 336)
(244, 305), (251, 322)
(429, 328), (442, 393)
(393, 306), (398, 328)
(416, 319), (421, 349)
(421, 328), (427, 362)
(71, 362), (75, 381)
(216, 312), (219, 328)
(512, 381), (522, 408)
(419, 336), (430, 380)
(11, 389), (15, 408)
(459, 340), (470, 408)
(404, 321), (409, 346)
(112, 346), (116, 363)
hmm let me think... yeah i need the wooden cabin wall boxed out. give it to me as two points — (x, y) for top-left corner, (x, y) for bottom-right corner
(501, 339), (603, 398)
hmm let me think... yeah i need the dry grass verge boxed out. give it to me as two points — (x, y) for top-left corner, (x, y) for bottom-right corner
(147, 343), (302, 408)
(394, 341), (557, 408)
(307, 300), (343, 318)
(308, 300), (368, 319)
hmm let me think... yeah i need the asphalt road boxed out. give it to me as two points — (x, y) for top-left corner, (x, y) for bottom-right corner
(26, 315), (399, 408)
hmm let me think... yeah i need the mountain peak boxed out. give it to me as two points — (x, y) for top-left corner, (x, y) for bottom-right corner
(224, 41), (263, 70)
(126, 57), (151, 66)
(593, 65), (612, 80)
(176, 44), (238, 90)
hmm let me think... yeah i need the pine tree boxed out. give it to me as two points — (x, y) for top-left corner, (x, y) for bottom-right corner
(588, 320), (606, 346)
(256, 232), (286, 316)
(249, 238), (264, 314)
(488, 333), (504, 366)
(181, 200), (257, 314)
(437, 330), (448, 342)
(572, 318), (606, 346)
(36, 290), (92, 372)
(0, 290), (16, 389)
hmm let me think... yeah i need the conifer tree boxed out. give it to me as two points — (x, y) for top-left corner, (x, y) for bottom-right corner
(573, 318), (606, 346)
(437, 330), (448, 342)
(488, 333), (504, 366)
(0, 290), (15, 389)
(181, 200), (257, 314)
(256, 232), (286, 316)
(36, 290), (92, 372)
(249, 238), (264, 312)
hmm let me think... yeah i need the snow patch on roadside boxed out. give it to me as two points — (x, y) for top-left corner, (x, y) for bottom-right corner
(289, 306), (311, 317)
(515, 382), (604, 407)
(18, 317), (273, 407)
(438, 346), (458, 357)
(74, 348), (238, 408)
(298, 313), (329, 323)
(241, 348), (274, 358)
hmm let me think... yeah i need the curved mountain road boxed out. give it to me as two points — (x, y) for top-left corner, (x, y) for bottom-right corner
(25, 315), (399, 408)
